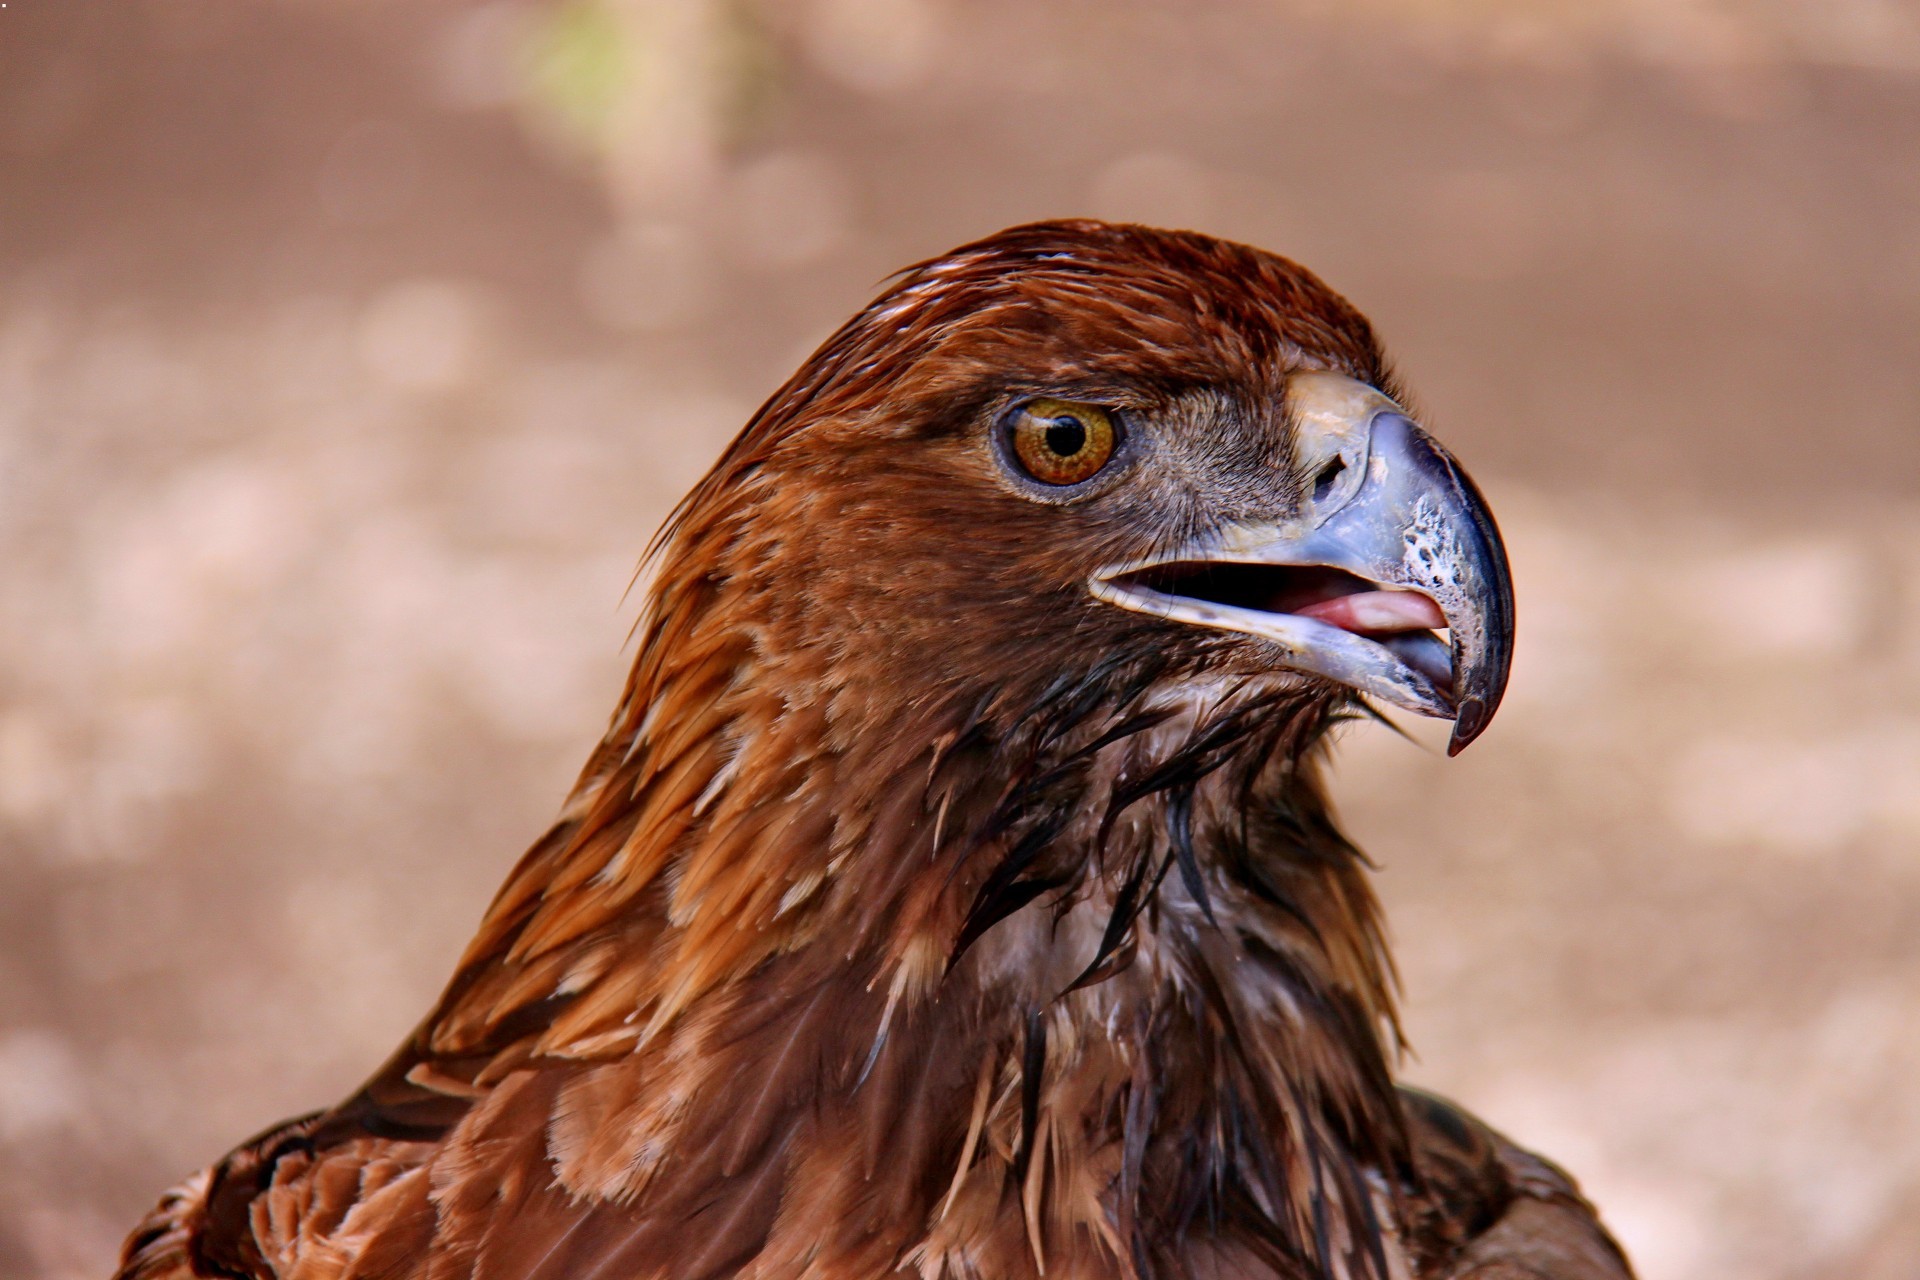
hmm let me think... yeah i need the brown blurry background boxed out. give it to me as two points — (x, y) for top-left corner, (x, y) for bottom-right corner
(4, 1), (1920, 1277)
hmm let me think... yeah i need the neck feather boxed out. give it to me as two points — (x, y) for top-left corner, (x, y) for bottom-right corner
(418, 623), (1410, 1278)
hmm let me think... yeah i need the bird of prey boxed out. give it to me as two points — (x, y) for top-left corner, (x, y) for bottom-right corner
(118, 221), (1630, 1280)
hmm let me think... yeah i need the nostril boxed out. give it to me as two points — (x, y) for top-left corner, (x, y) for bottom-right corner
(1312, 456), (1346, 501)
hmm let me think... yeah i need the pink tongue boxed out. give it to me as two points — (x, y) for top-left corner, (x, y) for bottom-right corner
(1295, 589), (1445, 634)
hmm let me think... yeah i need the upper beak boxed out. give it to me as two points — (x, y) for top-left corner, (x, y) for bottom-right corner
(1089, 372), (1515, 754)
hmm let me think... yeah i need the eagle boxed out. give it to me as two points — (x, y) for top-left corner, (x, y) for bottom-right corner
(117, 221), (1631, 1280)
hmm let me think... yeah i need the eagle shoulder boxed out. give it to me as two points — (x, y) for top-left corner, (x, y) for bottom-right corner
(1399, 1088), (1634, 1280)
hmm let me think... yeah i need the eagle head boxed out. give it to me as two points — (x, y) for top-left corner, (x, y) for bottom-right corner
(659, 219), (1512, 772)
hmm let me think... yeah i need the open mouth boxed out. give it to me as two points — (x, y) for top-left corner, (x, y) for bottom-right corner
(1101, 561), (1456, 698)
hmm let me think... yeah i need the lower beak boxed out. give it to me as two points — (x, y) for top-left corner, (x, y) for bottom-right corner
(1089, 373), (1514, 754)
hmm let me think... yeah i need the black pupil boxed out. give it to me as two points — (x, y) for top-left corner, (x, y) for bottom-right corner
(1043, 415), (1087, 457)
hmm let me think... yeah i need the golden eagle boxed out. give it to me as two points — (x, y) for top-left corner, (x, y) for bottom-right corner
(118, 221), (1629, 1280)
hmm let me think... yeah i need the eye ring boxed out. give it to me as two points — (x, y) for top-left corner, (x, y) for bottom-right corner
(1000, 398), (1120, 488)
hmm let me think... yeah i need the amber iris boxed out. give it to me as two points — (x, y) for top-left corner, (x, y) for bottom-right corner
(1006, 398), (1118, 486)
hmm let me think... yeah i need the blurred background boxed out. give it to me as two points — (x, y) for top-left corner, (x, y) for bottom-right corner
(4, 1), (1920, 1277)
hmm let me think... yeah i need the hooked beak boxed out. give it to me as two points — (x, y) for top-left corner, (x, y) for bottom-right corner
(1090, 372), (1515, 754)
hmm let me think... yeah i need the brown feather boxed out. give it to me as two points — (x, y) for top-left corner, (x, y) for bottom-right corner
(115, 221), (1629, 1280)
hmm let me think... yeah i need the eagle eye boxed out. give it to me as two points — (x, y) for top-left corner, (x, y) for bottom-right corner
(1002, 398), (1119, 488)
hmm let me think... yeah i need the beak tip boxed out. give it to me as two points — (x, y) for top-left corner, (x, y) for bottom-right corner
(1446, 695), (1492, 756)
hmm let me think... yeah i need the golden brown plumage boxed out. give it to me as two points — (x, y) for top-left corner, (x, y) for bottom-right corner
(117, 221), (1630, 1280)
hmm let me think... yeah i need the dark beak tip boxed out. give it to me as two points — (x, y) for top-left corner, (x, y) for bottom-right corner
(1446, 695), (1491, 756)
